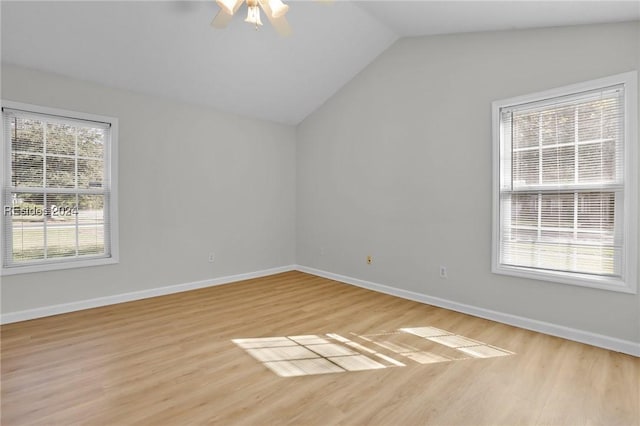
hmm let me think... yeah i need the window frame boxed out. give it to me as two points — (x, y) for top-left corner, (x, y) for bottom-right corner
(491, 72), (638, 294)
(0, 100), (119, 275)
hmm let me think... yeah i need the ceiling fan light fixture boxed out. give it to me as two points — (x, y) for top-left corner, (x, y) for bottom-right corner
(216, 0), (241, 15)
(212, 0), (291, 36)
(245, 3), (263, 27)
(267, 0), (289, 18)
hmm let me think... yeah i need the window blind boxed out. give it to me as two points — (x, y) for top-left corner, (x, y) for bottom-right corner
(2, 107), (112, 268)
(498, 85), (625, 277)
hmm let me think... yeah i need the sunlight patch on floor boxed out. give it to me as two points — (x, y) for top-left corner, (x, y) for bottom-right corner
(232, 326), (515, 377)
(400, 326), (514, 360)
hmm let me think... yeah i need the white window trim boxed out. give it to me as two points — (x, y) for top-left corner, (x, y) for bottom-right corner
(0, 100), (119, 275)
(491, 71), (638, 294)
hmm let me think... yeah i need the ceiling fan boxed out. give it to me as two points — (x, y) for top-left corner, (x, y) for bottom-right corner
(212, 0), (292, 36)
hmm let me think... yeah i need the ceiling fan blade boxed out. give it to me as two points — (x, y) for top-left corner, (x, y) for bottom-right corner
(258, 0), (292, 36)
(211, 9), (233, 28)
(216, 0), (244, 15)
(211, 0), (244, 28)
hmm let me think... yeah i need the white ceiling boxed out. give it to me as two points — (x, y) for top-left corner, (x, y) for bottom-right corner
(2, 1), (638, 125)
(357, 1), (640, 37)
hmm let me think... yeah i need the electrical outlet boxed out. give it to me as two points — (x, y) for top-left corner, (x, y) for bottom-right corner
(367, 255), (372, 265)
(439, 265), (447, 279)
(320, 247), (325, 256)
(208, 252), (215, 263)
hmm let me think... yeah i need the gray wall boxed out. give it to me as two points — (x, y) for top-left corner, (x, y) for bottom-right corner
(296, 22), (640, 342)
(1, 65), (296, 313)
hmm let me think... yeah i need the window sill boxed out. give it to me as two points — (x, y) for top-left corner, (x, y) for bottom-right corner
(1, 256), (119, 276)
(492, 263), (637, 294)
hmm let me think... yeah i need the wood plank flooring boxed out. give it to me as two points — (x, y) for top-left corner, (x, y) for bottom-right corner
(1, 271), (638, 425)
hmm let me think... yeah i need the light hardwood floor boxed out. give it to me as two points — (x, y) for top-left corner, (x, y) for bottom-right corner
(1, 271), (638, 425)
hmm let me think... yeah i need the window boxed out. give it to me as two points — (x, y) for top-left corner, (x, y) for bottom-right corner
(1, 101), (118, 275)
(492, 72), (637, 293)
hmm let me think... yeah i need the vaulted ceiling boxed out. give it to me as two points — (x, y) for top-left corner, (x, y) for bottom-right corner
(2, 1), (638, 125)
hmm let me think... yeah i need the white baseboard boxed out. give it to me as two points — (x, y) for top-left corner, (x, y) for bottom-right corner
(295, 265), (640, 357)
(1, 265), (296, 324)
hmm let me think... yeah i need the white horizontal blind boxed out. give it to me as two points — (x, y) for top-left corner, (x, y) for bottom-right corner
(499, 86), (625, 277)
(2, 108), (112, 268)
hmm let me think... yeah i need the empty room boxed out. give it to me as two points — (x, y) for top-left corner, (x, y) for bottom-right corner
(1, 1), (639, 425)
